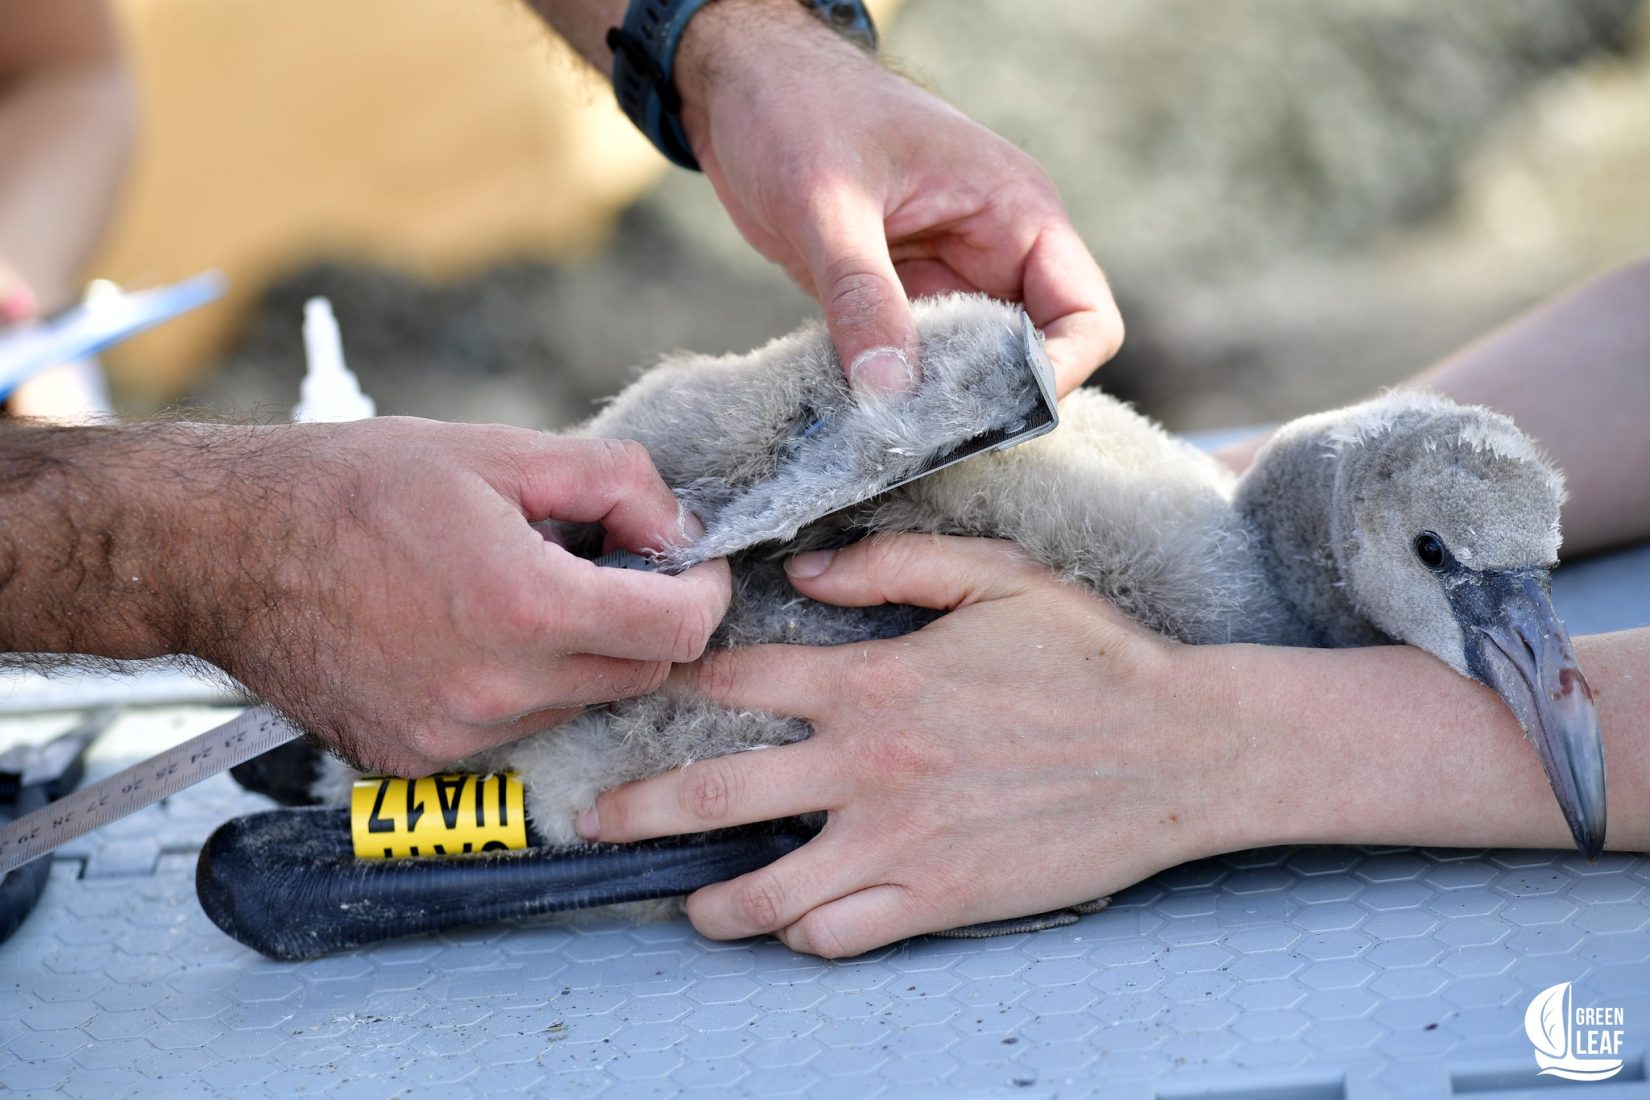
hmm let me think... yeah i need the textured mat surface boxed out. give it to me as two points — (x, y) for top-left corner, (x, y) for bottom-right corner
(0, 544), (1646, 1099)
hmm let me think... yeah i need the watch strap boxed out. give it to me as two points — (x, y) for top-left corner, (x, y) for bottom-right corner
(608, 0), (878, 172)
(607, 0), (716, 171)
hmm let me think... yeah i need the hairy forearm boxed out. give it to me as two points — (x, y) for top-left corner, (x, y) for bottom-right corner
(1, 424), (177, 659)
(0, 422), (304, 666)
(1413, 258), (1650, 557)
(1205, 630), (1650, 855)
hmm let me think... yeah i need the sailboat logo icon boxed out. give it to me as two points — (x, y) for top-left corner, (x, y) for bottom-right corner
(1525, 982), (1625, 1082)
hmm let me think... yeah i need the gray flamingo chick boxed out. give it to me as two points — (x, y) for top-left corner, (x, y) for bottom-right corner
(1236, 391), (1604, 855)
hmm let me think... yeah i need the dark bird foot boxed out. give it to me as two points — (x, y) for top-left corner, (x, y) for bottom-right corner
(195, 807), (817, 960)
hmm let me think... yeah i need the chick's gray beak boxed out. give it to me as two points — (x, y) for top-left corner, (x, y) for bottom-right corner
(1458, 569), (1606, 859)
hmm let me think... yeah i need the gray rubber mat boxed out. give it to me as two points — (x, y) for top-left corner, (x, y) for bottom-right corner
(1, 544), (1646, 1099)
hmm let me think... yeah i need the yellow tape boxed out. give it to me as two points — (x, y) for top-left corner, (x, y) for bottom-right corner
(350, 772), (528, 859)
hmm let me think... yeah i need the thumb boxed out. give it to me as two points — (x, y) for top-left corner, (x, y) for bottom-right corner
(796, 191), (920, 397)
(782, 533), (1040, 611)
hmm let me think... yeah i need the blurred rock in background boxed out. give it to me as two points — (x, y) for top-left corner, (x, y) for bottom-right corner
(100, 0), (1650, 432)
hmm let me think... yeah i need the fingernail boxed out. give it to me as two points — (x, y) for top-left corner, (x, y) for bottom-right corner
(786, 549), (835, 579)
(576, 805), (600, 840)
(0, 285), (36, 325)
(847, 347), (915, 397)
(677, 503), (707, 544)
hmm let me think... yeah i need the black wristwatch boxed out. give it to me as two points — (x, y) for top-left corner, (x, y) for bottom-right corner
(607, 0), (878, 171)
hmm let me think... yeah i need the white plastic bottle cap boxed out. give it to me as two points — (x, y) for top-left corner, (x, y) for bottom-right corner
(293, 297), (376, 423)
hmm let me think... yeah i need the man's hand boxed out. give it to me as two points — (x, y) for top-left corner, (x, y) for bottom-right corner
(526, 1), (1119, 394)
(0, 418), (732, 775)
(671, 2), (1121, 397)
(576, 534), (1238, 957)
(217, 419), (735, 775)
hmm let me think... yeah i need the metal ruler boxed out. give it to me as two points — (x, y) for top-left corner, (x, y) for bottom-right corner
(0, 705), (299, 876)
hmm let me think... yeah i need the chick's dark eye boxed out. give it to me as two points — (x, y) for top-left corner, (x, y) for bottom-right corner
(1413, 532), (1447, 570)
